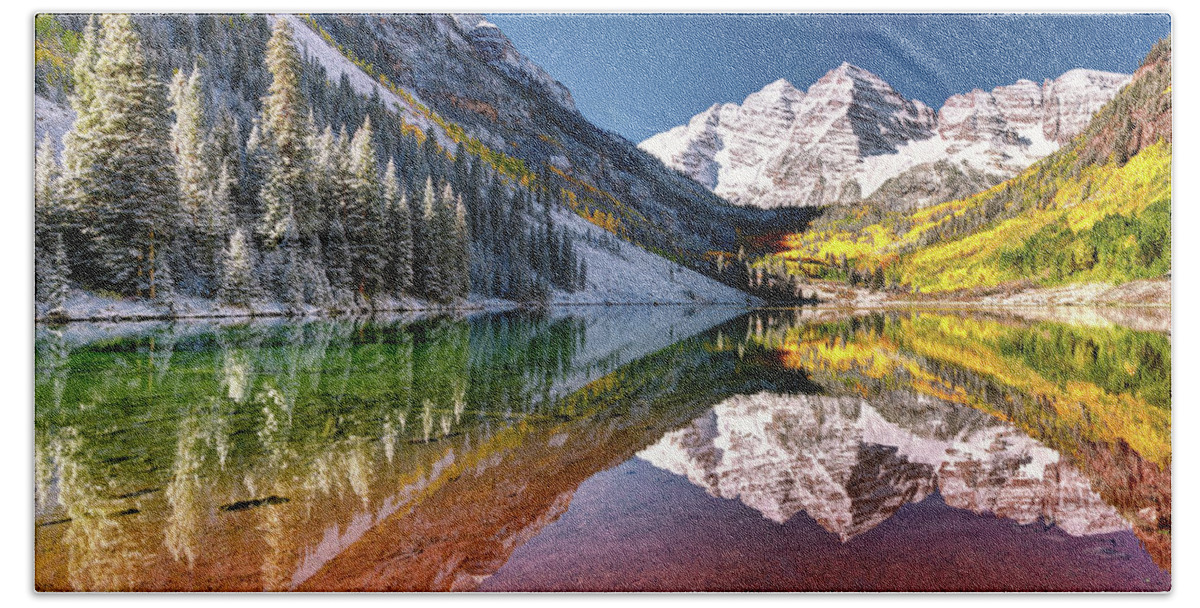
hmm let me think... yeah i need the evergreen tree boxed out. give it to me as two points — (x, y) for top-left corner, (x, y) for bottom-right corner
(170, 64), (209, 216)
(197, 162), (236, 292)
(219, 228), (255, 305)
(45, 233), (70, 315)
(208, 107), (241, 191)
(35, 132), (61, 243)
(303, 240), (334, 307)
(257, 19), (314, 245)
(171, 64), (236, 294)
(422, 133), (443, 184)
(435, 183), (460, 300)
(871, 266), (885, 291)
(59, 14), (180, 298)
(239, 120), (267, 223)
(383, 158), (414, 296)
(323, 215), (353, 296)
(415, 177), (443, 302)
(283, 244), (306, 312)
(345, 116), (386, 296)
(452, 143), (469, 189)
(60, 17), (101, 196)
(311, 124), (338, 215)
(451, 194), (471, 299)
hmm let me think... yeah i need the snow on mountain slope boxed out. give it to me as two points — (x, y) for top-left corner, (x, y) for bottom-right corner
(275, 14), (453, 149)
(34, 95), (74, 154)
(280, 14), (753, 305)
(281, 13), (577, 150)
(641, 64), (1130, 209)
(551, 207), (752, 305)
(638, 391), (1128, 540)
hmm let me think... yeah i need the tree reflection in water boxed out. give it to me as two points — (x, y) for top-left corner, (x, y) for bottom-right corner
(34, 307), (1169, 591)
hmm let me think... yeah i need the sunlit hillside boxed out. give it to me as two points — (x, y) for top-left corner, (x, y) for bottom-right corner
(771, 39), (1171, 296)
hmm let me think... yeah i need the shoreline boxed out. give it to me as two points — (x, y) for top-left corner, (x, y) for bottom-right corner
(33, 292), (756, 325)
(34, 278), (1171, 326)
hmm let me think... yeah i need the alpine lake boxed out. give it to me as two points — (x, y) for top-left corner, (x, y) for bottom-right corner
(34, 305), (1170, 591)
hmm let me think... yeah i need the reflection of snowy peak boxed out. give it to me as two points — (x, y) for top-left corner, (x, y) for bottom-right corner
(640, 65), (1130, 208)
(638, 392), (1128, 541)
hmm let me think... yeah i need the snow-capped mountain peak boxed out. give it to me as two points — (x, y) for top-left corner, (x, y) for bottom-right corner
(640, 63), (1130, 208)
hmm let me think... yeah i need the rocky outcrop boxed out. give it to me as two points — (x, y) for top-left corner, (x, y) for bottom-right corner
(864, 160), (1003, 212)
(638, 391), (1129, 541)
(1041, 69), (1133, 144)
(1075, 39), (1171, 167)
(641, 63), (1130, 209)
(461, 16), (577, 113)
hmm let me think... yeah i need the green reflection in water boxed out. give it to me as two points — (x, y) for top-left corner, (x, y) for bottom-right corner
(34, 308), (1170, 590)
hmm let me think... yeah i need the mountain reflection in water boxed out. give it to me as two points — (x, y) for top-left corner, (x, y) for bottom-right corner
(34, 307), (1169, 591)
(640, 392), (1127, 541)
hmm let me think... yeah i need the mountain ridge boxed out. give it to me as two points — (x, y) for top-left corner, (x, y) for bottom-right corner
(641, 63), (1130, 209)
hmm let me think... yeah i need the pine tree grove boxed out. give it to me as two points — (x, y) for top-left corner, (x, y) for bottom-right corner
(38, 13), (589, 316)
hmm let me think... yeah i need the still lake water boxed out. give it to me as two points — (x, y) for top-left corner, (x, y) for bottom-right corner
(34, 306), (1170, 591)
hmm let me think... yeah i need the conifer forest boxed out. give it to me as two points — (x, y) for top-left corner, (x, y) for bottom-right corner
(36, 15), (589, 318)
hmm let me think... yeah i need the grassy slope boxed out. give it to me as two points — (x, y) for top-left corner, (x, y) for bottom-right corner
(901, 142), (1169, 292)
(777, 39), (1172, 295)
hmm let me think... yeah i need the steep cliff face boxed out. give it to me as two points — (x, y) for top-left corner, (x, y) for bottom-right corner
(459, 16), (577, 113)
(641, 64), (1130, 209)
(1040, 69), (1134, 143)
(638, 391), (1129, 541)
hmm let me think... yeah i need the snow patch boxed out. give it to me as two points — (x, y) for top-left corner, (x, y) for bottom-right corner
(549, 208), (752, 306)
(274, 15), (454, 150)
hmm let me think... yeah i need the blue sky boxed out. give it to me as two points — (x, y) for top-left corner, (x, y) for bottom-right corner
(487, 13), (1171, 143)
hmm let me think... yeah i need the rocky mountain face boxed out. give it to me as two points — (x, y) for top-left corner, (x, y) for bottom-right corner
(460, 17), (577, 113)
(640, 64), (1130, 209)
(637, 391), (1129, 541)
(297, 13), (803, 264)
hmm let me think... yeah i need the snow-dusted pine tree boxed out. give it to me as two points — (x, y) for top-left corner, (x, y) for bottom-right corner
(415, 177), (444, 302)
(208, 107), (241, 194)
(206, 163), (236, 235)
(171, 65), (237, 295)
(257, 19), (314, 245)
(280, 218), (307, 311)
(432, 184), (465, 301)
(60, 14), (180, 298)
(170, 65), (209, 217)
(345, 116), (385, 296)
(35, 132), (61, 246)
(219, 228), (255, 306)
(241, 120), (268, 225)
(60, 17), (100, 194)
(451, 194), (471, 299)
(35, 132), (64, 303)
(383, 158), (414, 297)
(311, 124), (338, 215)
